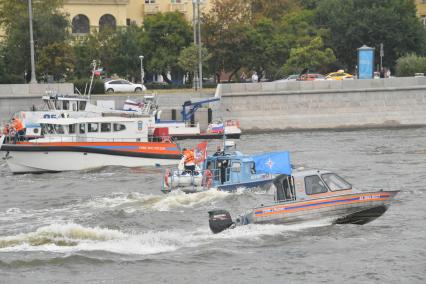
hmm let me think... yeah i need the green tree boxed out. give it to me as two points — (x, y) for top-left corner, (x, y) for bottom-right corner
(250, 0), (301, 22)
(72, 34), (102, 79)
(395, 54), (426, 76)
(203, 0), (251, 82)
(316, 0), (426, 71)
(37, 42), (74, 81)
(178, 44), (211, 85)
(283, 36), (336, 74)
(270, 10), (333, 77)
(0, 0), (70, 83)
(140, 12), (192, 84)
(108, 25), (144, 81)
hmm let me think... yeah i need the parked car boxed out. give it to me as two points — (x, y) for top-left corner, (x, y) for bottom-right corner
(274, 74), (300, 82)
(325, 70), (354, 80)
(298, 73), (326, 81)
(104, 79), (147, 93)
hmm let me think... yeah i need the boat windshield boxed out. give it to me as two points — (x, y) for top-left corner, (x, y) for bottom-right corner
(321, 173), (352, 191)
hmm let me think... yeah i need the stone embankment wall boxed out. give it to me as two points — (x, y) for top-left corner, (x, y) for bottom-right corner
(0, 84), (74, 122)
(215, 77), (426, 131)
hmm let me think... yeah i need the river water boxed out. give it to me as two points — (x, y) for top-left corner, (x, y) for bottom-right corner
(0, 129), (425, 283)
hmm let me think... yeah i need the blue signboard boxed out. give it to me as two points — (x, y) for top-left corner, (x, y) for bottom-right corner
(358, 45), (375, 79)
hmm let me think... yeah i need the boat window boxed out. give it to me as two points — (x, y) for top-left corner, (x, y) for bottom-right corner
(231, 162), (241, 172)
(88, 123), (99, 132)
(69, 124), (76, 134)
(78, 101), (87, 111)
(249, 162), (256, 174)
(54, 124), (65, 134)
(42, 124), (52, 134)
(305, 175), (328, 195)
(79, 123), (86, 134)
(63, 100), (69, 110)
(276, 175), (296, 202)
(321, 173), (352, 191)
(45, 124), (55, 134)
(113, 123), (126, 132)
(101, 123), (111, 132)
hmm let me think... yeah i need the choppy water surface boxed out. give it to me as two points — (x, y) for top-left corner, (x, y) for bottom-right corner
(0, 129), (425, 283)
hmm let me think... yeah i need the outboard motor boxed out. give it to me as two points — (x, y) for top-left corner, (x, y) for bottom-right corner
(208, 210), (234, 234)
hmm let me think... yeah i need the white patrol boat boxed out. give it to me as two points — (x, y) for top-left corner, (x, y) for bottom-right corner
(0, 116), (181, 173)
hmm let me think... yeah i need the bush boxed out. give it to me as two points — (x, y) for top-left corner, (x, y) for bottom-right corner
(395, 54), (426, 77)
(73, 79), (105, 94)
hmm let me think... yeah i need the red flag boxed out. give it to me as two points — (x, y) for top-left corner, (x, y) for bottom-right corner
(194, 141), (208, 164)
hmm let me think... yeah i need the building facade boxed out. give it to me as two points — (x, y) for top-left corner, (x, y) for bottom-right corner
(64, 0), (211, 35)
(416, 0), (426, 25)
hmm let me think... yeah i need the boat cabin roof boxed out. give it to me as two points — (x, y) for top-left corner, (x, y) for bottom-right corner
(206, 151), (254, 162)
(42, 95), (88, 102)
(38, 116), (149, 125)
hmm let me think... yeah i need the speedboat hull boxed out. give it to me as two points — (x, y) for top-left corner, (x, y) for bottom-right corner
(251, 191), (398, 225)
(209, 190), (399, 233)
(1, 142), (181, 173)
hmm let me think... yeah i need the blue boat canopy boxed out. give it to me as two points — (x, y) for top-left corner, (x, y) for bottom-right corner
(252, 151), (292, 175)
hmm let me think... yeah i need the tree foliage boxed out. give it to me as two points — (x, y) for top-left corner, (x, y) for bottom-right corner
(395, 54), (426, 77)
(0, 0), (69, 83)
(250, 0), (301, 22)
(178, 44), (211, 84)
(283, 37), (336, 74)
(203, 0), (251, 81)
(316, 0), (426, 71)
(140, 12), (192, 84)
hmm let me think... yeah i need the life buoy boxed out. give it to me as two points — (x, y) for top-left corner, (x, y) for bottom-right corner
(204, 169), (213, 188)
(164, 169), (171, 187)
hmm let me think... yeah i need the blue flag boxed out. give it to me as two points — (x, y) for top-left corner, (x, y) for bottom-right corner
(252, 151), (292, 175)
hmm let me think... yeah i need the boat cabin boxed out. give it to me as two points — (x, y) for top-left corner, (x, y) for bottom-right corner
(274, 170), (353, 203)
(204, 151), (262, 186)
(33, 116), (153, 143)
(41, 94), (90, 112)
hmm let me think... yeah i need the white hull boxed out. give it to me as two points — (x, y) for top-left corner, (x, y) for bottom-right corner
(5, 151), (179, 173)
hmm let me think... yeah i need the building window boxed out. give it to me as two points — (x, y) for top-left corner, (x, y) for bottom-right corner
(171, 0), (182, 3)
(421, 16), (426, 26)
(145, 0), (156, 3)
(126, 18), (131, 26)
(99, 14), (116, 32)
(72, 14), (90, 34)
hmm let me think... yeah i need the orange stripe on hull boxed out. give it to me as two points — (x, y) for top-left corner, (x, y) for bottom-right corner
(255, 193), (391, 217)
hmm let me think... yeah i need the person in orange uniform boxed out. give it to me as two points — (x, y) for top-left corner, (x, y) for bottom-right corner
(182, 148), (195, 173)
(11, 117), (25, 143)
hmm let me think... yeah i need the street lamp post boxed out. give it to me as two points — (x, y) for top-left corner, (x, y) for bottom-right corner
(139, 55), (144, 86)
(28, 0), (37, 83)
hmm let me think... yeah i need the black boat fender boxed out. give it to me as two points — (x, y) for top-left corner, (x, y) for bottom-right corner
(208, 210), (235, 234)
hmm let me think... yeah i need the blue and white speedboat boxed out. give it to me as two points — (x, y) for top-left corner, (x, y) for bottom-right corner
(161, 150), (291, 194)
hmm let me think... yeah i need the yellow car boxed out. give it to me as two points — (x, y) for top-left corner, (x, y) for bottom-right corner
(325, 70), (354, 80)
